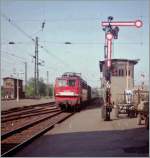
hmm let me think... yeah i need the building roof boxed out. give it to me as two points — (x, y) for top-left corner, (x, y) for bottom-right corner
(3, 77), (23, 81)
(99, 58), (139, 65)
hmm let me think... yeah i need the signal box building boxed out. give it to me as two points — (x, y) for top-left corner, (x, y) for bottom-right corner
(3, 77), (24, 99)
(99, 59), (138, 103)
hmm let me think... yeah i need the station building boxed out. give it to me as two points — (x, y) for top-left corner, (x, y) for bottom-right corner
(3, 77), (24, 99)
(99, 59), (139, 103)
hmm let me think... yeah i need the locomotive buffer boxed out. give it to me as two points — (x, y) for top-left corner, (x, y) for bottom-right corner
(101, 16), (142, 121)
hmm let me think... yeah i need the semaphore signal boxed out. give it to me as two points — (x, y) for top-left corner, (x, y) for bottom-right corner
(101, 16), (143, 121)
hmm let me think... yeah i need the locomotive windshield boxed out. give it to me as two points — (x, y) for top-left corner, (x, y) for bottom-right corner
(57, 79), (76, 87)
(68, 80), (76, 87)
(57, 79), (67, 87)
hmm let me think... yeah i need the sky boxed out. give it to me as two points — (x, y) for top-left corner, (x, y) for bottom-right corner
(0, 0), (149, 88)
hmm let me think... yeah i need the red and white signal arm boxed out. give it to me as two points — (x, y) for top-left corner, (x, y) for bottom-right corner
(102, 20), (143, 28)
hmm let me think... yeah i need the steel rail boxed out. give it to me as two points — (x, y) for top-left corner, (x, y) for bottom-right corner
(1, 111), (62, 140)
(1, 112), (74, 157)
(2, 101), (55, 115)
(2, 107), (59, 122)
(2, 105), (57, 119)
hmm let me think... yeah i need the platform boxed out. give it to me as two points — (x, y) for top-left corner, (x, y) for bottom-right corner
(14, 103), (149, 157)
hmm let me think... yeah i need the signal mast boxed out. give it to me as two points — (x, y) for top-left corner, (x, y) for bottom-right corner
(101, 16), (143, 121)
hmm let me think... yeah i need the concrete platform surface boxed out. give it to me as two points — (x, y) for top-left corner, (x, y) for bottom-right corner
(1, 98), (55, 111)
(14, 104), (149, 157)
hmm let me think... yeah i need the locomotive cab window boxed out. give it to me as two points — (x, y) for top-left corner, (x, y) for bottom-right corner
(68, 80), (76, 87)
(57, 79), (67, 87)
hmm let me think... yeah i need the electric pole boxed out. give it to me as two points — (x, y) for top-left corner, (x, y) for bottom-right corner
(34, 36), (38, 96)
(24, 61), (27, 91)
(36, 36), (39, 96)
(33, 37), (45, 97)
(47, 71), (49, 96)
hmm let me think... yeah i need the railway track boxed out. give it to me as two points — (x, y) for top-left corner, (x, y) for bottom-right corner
(1, 106), (59, 123)
(1, 108), (61, 134)
(1, 111), (74, 157)
(1, 101), (55, 115)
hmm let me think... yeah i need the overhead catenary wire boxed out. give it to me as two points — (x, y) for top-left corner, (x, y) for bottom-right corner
(6, 17), (102, 22)
(1, 13), (73, 69)
(1, 57), (23, 65)
(1, 41), (145, 45)
(1, 13), (35, 42)
(8, 15), (148, 22)
(1, 51), (65, 76)
(1, 51), (27, 61)
(1, 50), (34, 67)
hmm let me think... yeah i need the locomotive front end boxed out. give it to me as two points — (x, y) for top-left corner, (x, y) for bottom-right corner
(54, 77), (80, 111)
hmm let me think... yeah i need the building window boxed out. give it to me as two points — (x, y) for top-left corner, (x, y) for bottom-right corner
(121, 69), (124, 76)
(112, 68), (125, 76)
(112, 69), (118, 76)
(128, 70), (130, 76)
(119, 69), (121, 76)
(126, 69), (130, 76)
(118, 69), (124, 76)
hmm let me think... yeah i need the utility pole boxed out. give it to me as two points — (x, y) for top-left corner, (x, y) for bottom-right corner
(33, 37), (44, 97)
(126, 61), (129, 90)
(34, 38), (37, 96)
(15, 72), (24, 102)
(24, 62), (27, 91)
(16, 75), (19, 102)
(47, 71), (49, 96)
(34, 36), (38, 96)
(36, 36), (39, 96)
(101, 16), (143, 121)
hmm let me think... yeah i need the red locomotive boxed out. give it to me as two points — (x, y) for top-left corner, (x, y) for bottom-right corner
(54, 72), (91, 111)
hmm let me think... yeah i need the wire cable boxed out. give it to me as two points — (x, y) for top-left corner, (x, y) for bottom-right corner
(1, 13), (35, 42)
(1, 13), (70, 68)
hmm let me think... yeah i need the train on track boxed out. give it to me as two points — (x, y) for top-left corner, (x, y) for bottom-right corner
(54, 72), (98, 111)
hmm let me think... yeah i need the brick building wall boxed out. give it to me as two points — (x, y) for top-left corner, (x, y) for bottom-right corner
(3, 77), (24, 99)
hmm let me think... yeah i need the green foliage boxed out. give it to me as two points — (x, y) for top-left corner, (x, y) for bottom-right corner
(38, 78), (47, 96)
(25, 77), (54, 97)
(49, 84), (54, 97)
(25, 78), (35, 96)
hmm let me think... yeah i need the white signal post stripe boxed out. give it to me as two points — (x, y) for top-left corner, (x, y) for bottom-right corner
(106, 32), (113, 68)
(107, 38), (112, 67)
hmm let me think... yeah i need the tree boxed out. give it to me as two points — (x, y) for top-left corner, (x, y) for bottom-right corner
(38, 78), (47, 96)
(25, 78), (35, 97)
(25, 77), (53, 97)
(49, 84), (54, 97)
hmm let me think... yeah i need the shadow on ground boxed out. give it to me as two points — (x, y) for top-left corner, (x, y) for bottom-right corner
(84, 98), (104, 111)
(14, 127), (149, 157)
